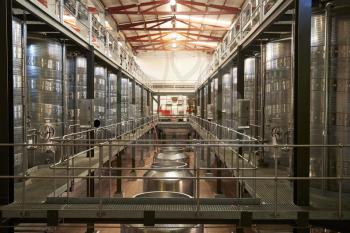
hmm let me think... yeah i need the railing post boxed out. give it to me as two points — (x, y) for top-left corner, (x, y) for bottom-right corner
(338, 144), (343, 218)
(273, 146), (278, 217)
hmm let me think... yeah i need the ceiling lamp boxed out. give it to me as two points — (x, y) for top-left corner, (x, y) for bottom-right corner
(170, 32), (178, 40)
(170, 0), (176, 6)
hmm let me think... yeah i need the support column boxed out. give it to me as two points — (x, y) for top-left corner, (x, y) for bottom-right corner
(206, 80), (212, 173)
(131, 80), (136, 176)
(217, 71), (223, 138)
(237, 47), (245, 100)
(87, 171), (94, 197)
(146, 89), (150, 116)
(216, 155), (222, 195)
(207, 79), (212, 120)
(116, 71), (122, 124)
(157, 95), (160, 116)
(131, 145), (136, 176)
(293, 0), (311, 208)
(86, 46), (95, 157)
(115, 152), (122, 195)
(0, 1), (14, 232)
(86, 45), (95, 100)
(200, 88), (204, 119)
(141, 86), (144, 118)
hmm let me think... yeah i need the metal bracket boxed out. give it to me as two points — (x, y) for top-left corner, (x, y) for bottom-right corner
(47, 210), (59, 226)
(239, 211), (252, 227)
(144, 211), (155, 226)
(295, 211), (309, 233)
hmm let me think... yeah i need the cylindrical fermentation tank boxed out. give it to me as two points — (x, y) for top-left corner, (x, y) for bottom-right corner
(94, 65), (106, 126)
(310, 6), (350, 192)
(264, 40), (293, 169)
(27, 36), (64, 165)
(13, 19), (24, 174)
(143, 161), (194, 195)
(244, 57), (261, 138)
(154, 152), (190, 166)
(67, 55), (87, 126)
(135, 84), (142, 119)
(121, 77), (129, 122)
(121, 191), (202, 233)
(107, 72), (118, 126)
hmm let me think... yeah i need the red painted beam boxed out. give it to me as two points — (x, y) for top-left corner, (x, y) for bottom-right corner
(119, 27), (227, 31)
(129, 39), (218, 43)
(126, 33), (165, 40)
(136, 48), (214, 51)
(118, 17), (173, 29)
(175, 18), (229, 29)
(177, 0), (240, 13)
(108, 11), (235, 15)
(179, 32), (223, 41)
(107, 0), (169, 13)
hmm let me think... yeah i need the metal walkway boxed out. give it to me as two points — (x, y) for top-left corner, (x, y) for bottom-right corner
(190, 120), (350, 213)
(14, 124), (153, 203)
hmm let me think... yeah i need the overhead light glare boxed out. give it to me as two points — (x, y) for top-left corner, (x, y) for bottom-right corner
(172, 42), (177, 48)
(170, 0), (176, 6)
(170, 32), (178, 40)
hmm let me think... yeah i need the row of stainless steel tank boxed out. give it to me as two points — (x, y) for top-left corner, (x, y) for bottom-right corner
(121, 147), (202, 232)
(12, 19), (150, 173)
(198, 3), (350, 193)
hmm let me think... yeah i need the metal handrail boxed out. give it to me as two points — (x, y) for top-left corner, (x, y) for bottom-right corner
(28, 0), (150, 89)
(197, 0), (286, 87)
(7, 141), (350, 217)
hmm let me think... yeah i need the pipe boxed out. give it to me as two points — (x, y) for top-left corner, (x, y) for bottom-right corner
(322, 2), (333, 192)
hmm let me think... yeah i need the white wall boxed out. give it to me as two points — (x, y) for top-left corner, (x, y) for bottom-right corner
(136, 51), (211, 82)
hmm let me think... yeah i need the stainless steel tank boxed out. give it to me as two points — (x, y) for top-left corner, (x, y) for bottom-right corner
(121, 191), (202, 233)
(264, 40), (293, 169)
(159, 147), (186, 153)
(107, 72), (118, 126)
(244, 58), (256, 130)
(222, 73), (232, 128)
(27, 36), (64, 165)
(94, 65), (106, 126)
(135, 84), (142, 119)
(121, 77), (129, 121)
(143, 161), (194, 195)
(13, 19), (24, 174)
(203, 85), (208, 119)
(67, 55), (87, 126)
(310, 11), (350, 192)
(154, 152), (189, 165)
(244, 57), (262, 139)
(142, 88), (148, 117)
(231, 67), (238, 130)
